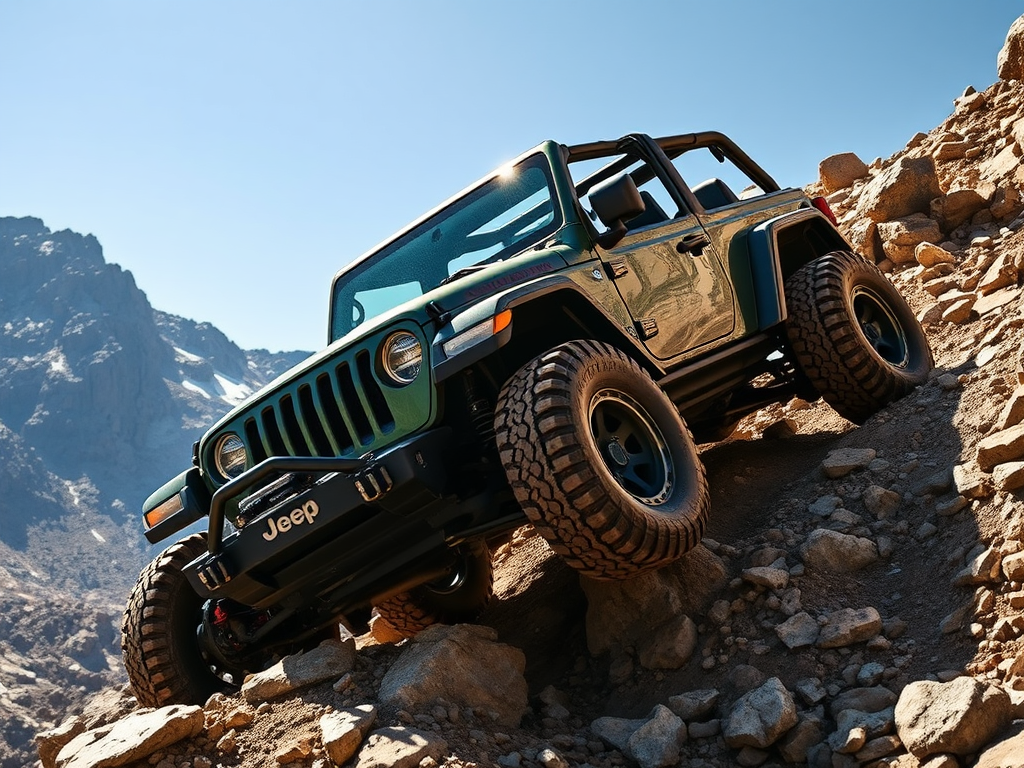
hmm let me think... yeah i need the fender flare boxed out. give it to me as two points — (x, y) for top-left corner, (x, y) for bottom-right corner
(746, 209), (850, 330)
(431, 273), (652, 382)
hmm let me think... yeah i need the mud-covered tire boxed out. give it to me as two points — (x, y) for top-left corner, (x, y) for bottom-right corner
(373, 541), (493, 638)
(494, 340), (709, 581)
(784, 251), (933, 424)
(121, 533), (228, 707)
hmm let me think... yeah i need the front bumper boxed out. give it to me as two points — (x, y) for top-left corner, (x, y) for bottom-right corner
(183, 428), (453, 608)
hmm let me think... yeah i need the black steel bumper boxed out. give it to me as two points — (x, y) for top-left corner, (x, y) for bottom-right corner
(182, 428), (453, 608)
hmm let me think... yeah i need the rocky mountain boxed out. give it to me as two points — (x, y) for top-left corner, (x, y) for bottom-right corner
(11, 14), (1024, 768)
(0, 216), (310, 766)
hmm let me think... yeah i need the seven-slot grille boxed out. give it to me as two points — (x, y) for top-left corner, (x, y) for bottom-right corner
(243, 350), (395, 463)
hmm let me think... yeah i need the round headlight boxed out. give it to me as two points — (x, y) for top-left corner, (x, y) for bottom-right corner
(214, 433), (248, 480)
(381, 331), (423, 385)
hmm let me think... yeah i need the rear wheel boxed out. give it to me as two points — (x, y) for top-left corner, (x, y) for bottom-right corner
(121, 533), (230, 707)
(494, 340), (709, 581)
(784, 250), (932, 423)
(373, 541), (493, 638)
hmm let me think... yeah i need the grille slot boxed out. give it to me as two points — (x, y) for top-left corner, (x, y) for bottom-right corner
(298, 383), (334, 456)
(315, 373), (355, 453)
(336, 362), (374, 446)
(279, 395), (312, 456)
(356, 350), (395, 434)
(260, 407), (288, 456)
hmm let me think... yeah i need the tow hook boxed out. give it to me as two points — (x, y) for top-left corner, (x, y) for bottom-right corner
(196, 555), (234, 589)
(352, 463), (393, 502)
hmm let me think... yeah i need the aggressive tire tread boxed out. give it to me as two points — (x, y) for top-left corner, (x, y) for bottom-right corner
(121, 533), (225, 707)
(784, 251), (932, 424)
(494, 340), (710, 581)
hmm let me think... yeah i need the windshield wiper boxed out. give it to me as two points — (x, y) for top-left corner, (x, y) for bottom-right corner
(438, 265), (487, 287)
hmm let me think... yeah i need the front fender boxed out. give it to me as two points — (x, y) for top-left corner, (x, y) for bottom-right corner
(142, 468), (211, 544)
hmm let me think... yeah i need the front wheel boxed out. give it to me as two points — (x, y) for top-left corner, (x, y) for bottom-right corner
(494, 340), (709, 581)
(784, 250), (932, 424)
(373, 541), (494, 638)
(121, 533), (231, 707)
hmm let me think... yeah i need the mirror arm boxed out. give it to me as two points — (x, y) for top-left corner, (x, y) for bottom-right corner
(596, 220), (627, 249)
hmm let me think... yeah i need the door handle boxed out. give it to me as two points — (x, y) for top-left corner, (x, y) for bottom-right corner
(676, 233), (709, 256)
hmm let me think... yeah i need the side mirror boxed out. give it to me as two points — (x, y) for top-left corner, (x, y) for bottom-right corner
(590, 174), (645, 249)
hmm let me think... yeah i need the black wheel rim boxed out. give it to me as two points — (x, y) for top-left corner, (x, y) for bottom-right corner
(425, 551), (471, 595)
(588, 388), (674, 505)
(851, 286), (909, 368)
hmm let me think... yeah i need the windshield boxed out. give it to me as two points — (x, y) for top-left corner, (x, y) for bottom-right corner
(329, 154), (560, 342)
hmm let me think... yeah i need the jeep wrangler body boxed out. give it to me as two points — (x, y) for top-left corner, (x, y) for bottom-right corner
(122, 131), (931, 706)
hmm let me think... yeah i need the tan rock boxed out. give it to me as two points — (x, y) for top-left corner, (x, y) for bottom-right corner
(974, 726), (1024, 768)
(997, 14), (1024, 81)
(379, 624), (528, 727)
(994, 461), (1024, 491)
(956, 92), (987, 114)
(877, 215), (943, 264)
(1004, 551), (1024, 582)
(241, 637), (356, 703)
(998, 387), (1024, 430)
(845, 218), (884, 263)
(934, 141), (969, 162)
(321, 705), (377, 767)
(974, 287), (1019, 316)
(953, 463), (994, 499)
(817, 607), (883, 648)
(981, 144), (1024, 183)
(941, 297), (974, 324)
(978, 253), (1019, 296)
(894, 677), (1011, 757)
(915, 242), (956, 268)
(978, 423), (1024, 471)
(858, 156), (942, 223)
(930, 189), (989, 231)
(354, 727), (447, 768)
(990, 185), (1022, 220)
(801, 529), (878, 572)
(55, 705), (204, 768)
(819, 153), (870, 194)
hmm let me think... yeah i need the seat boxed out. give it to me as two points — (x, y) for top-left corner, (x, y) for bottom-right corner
(626, 191), (669, 230)
(692, 178), (739, 211)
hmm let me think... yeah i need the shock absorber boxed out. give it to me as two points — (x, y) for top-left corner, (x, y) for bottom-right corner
(462, 369), (496, 449)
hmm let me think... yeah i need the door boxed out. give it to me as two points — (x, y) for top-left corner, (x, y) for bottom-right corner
(574, 147), (735, 361)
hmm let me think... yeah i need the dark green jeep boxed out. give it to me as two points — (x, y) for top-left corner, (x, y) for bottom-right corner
(122, 131), (931, 706)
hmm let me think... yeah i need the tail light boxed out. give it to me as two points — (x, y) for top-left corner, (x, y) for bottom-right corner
(811, 196), (838, 226)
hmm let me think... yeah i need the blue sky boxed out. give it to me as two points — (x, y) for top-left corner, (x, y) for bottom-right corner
(1, 2), (1021, 353)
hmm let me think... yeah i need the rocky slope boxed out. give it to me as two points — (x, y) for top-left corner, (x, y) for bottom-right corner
(21, 14), (1024, 768)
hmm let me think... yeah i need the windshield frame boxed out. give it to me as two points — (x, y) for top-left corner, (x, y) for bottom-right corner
(328, 149), (564, 344)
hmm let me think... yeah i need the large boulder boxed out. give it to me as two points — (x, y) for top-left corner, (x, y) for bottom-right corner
(997, 14), (1024, 82)
(894, 677), (1012, 757)
(858, 156), (942, 223)
(241, 637), (356, 702)
(819, 153), (870, 194)
(378, 624), (528, 727)
(54, 705), (204, 768)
